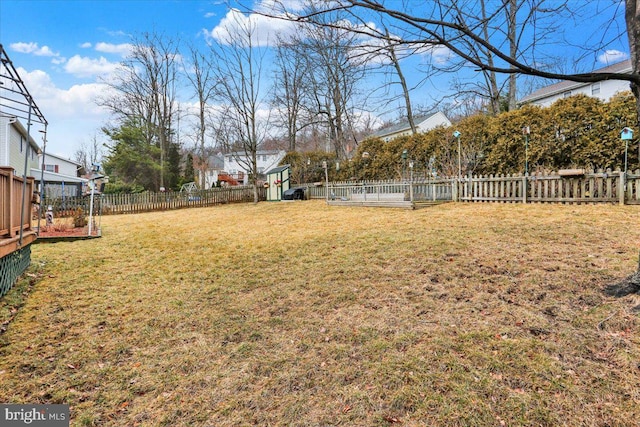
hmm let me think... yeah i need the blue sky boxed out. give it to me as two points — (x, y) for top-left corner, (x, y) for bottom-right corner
(0, 0), (631, 160)
(1, 0), (225, 158)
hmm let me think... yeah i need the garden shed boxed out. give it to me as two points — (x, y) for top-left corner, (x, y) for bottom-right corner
(265, 165), (290, 201)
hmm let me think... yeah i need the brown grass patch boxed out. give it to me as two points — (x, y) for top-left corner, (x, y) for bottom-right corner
(1, 201), (639, 426)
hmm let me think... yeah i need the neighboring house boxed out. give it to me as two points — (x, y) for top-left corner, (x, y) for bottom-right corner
(371, 112), (452, 142)
(32, 153), (86, 198)
(0, 116), (41, 175)
(519, 59), (632, 107)
(39, 152), (82, 176)
(196, 153), (225, 189)
(223, 150), (287, 185)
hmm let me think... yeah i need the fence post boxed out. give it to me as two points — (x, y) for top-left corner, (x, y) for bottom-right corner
(619, 170), (626, 205)
(452, 178), (458, 202)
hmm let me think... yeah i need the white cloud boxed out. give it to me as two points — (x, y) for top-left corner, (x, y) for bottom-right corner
(16, 67), (114, 155)
(95, 42), (133, 57)
(204, 12), (216, 18)
(51, 57), (67, 65)
(598, 50), (629, 65)
(206, 8), (299, 47)
(80, 42), (92, 49)
(64, 55), (119, 78)
(10, 42), (59, 57)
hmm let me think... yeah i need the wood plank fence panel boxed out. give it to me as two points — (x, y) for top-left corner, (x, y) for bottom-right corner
(43, 186), (265, 218)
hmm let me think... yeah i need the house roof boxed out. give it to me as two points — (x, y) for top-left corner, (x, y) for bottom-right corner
(40, 152), (82, 166)
(266, 165), (290, 175)
(519, 59), (632, 103)
(206, 154), (224, 169)
(371, 112), (445, 138)
(30, 168), (87, 183)
(225, 149), (285, 157)
(11, 119), (41, 152)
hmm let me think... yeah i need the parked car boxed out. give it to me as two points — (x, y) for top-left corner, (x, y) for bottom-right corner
(282, 187), (306, 200)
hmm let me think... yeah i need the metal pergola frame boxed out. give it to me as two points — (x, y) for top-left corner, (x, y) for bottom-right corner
(1, 44), (48, 244)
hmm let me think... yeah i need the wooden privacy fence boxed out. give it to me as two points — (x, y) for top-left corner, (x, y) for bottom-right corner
(43, 185), (267, 218)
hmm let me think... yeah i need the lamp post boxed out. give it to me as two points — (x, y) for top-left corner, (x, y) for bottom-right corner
(322, 160), (329, 202)
(409, 160), (414, 202)
(453, 131), (461, 179)
(522, 126), (530, 176)
(453, 131), (461, 202)
(401, 149), (408, 181)
(621, 127), (634, 190)
(88, 163), (104, 236)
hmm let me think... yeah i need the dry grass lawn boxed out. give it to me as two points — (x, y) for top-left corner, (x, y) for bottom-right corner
(1, 201), (639, 426)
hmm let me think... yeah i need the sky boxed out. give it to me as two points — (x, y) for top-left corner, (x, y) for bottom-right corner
(0, 0), (631, 160)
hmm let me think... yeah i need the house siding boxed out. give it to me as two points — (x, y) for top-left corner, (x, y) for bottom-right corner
(1, 118), (40, 175)
(525, 79), (631, 108)
(40, 153), (81, 177)
(519, 60), (632, 107)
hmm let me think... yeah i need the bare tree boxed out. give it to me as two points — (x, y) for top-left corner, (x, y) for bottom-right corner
(209, 13), (268, 203)
(258, 1), (637, 115)
(291, 8), (367, 158)
(73, 134), (103, 175)
(98, 32), (180, 190)
(272, 35), (313, 152)
(183, 45), (217, 188)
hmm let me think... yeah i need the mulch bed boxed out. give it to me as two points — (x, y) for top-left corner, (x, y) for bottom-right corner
(35, 226), (101, 243)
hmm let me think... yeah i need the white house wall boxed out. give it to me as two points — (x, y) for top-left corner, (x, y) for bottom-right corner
(39, 153), (81, 176)
(223, 151), (287, 183)
(417, 112), (452, 132)
(527, 80), (631, 108)
(0, 118), (40, 175)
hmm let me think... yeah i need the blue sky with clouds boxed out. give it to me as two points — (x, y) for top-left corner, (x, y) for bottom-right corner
(0, 0), (631, 159)
(1, 0), (226, 157)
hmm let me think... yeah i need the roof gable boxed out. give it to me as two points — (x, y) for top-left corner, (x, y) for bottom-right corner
(372, 112), (447, 138)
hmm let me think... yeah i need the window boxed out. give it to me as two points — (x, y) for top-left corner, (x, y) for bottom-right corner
(563, 91), (571, 98)
(591, 82), (601, 96)
(20, 136), (23, 152)
(45, 164), (59, 173)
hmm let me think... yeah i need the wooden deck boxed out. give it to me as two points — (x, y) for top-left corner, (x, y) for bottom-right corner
(0, 232), (37, 258)
(1, 167), (37, 297)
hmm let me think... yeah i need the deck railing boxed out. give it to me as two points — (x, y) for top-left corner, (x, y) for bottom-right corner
(0, 167), (34, 238)
(1, 167), (36, 298)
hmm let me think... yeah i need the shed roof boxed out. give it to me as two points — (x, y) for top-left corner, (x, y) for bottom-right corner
(266, 164), (290, 175)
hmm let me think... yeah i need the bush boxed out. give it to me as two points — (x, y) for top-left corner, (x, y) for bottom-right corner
(73, 208), (87, 228)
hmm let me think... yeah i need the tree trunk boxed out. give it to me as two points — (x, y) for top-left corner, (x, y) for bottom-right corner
(627, 0), (640, 123)
(507, 0), (517, 111)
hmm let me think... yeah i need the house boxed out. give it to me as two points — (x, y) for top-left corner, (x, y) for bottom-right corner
(371, 112), (452, 142)
(519, 59), (632, 107)
(33, 152), (86, 198)
(0, 116), (41, 175)
(223, 150), (287, 185)
(196, 153), (225, 189)
(0, 117), (87, 197)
